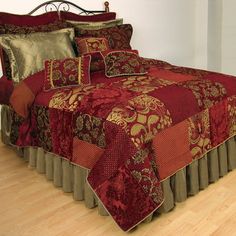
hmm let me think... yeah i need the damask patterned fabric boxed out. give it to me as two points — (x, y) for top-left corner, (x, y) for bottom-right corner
(102, 50), (147, 77)
(76, 37), (110, 55)
(67, 18), (123, 30)
(77, 24), (133, 50)
(8, 59), (236, 231)
(44, 56), (91, 91)
(3, 21), (71, 34)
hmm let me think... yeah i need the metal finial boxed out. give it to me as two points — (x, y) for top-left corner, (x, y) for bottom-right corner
(104, 1), (109, 12)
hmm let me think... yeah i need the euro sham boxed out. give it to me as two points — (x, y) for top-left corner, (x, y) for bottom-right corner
(77, 24), (133, 50)
(0, 11), (59, 26)
(66, 18), (123, 30)
(3, 20), (71, 34)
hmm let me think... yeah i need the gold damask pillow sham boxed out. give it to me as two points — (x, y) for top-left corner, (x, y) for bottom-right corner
(0, 28), (75, 83)
(66, 18), (123, 30)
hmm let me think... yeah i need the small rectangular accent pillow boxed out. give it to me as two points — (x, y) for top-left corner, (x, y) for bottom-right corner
(101, 50), (147, 77)
(66, 18), (123, 30)
(0, 28), (75, 83)
(77, 24), (133, 50)
(44, 56), (91, 91)
(0, 11), (59, 26)
(59, 12), (116, 22)
(76, 37), (110, 55)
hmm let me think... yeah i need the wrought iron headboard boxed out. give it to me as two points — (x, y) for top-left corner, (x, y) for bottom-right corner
(28, 0), (109, 15)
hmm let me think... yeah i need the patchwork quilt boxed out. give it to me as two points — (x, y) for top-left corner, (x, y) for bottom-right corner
(9, 59), (236, 231)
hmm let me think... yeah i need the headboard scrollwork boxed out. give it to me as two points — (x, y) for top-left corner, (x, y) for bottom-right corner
(28, 0), (109, 15)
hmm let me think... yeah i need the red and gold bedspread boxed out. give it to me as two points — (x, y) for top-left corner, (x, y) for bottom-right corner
(10, 59), (236, 231)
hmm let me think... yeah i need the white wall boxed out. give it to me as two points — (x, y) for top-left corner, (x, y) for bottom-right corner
(222, 0), (236, 75)
(122, 0), (196, 67)
(194, 0), (208, 70)
(208, 0), (222, 72)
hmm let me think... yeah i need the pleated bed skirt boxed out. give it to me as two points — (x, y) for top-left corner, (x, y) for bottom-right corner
(1, 105), (236, 226)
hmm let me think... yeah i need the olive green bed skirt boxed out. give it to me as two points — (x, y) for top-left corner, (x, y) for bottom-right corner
(1, 105), (236, 225)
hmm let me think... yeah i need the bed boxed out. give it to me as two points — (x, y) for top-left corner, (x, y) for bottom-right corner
(0, 0), (236, 232)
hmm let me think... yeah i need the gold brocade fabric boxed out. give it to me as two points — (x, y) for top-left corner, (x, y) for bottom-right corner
(49, 84), (103, 111)
(44, 56), (91, 91)
(107, 94), (173, 148)
(66, 18), (123, 30)
(0, 28), (75, 82)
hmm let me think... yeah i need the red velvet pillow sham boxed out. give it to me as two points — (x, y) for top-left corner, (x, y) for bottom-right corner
(60, 11), (116, 22)
(77, 24), (133, 50)
(0, 11), (59, 26)
(44, 56), (91, 91)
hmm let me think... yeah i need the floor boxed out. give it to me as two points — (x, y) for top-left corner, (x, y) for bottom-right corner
(0, 141), (236, 236)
